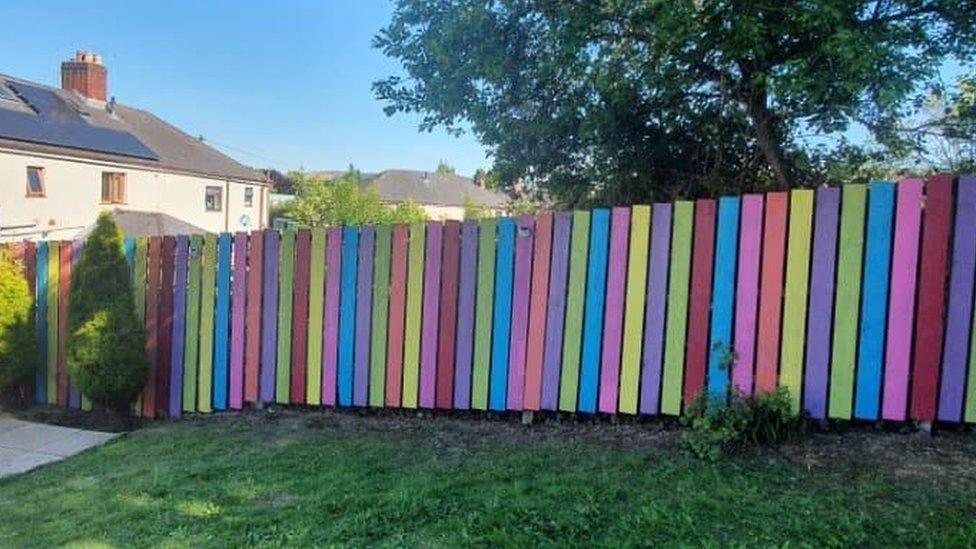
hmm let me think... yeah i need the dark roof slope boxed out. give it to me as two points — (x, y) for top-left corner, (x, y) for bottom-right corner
(108, 209), (209, 237)
(0, 73), (265, 183)
(363, 169), (508, 208)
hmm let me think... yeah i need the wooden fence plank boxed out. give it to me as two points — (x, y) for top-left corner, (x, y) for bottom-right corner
(579, 209), (609, 414)
(828, 184), (867, 419)
(507, 216), (534, 411)
(323, 227), (342, 406)
(661, 201), (693, 415)
(143, 238), (160, 417)
(804, 188), (840, 419)
(525, 212), (553, 411)
(213, 233), (232, 411)
(855, 182), (895, 420)
(276, 230), (296, 404)
(290, 229), (310, 403)
(46, 241), (60, 406)
(910, 175), (953, 421)
(420, 222), (443, 408)
(72, 241), (88, 410)
(35, 242), (48, 403)
(57, 241), (70, 406)
(939, 175), (976, 421)
(244, 231), (263, 404)
(683, 199), (715, 405)
(542, 212), (571, 411)
(21, 243), (36, 404)
(472, 219), (497, 410)
(707, 197), (740, 399)
(732, 195), (763, 396)
(619, 205), (650, 414)
(641, 204), (671, 415)
(183, 235), (202, 412)
(386, 225), (409, 407)
(370, 226), (392, 407)
(402, 223), (426, 409)
(454, 221), (479, 409)
(490, 218), (516, 411)
(198, 233), (217, 413)
(437, 221), (460, 409)
(882, 179), (923, 421)
(779, 190), (814, 412)
(229, 232), (247, 409)
(306, 228), (327, 405)
(338, 227), (359, 407)
(354, 227), (375, 407)
(559, 211), (589, 412)
(598, 208), (630, 413)
(157, 237), (175, 415)
(169, 236), (188, 418)
(755, 193), (788, 394)
(260, 230), (280, 403)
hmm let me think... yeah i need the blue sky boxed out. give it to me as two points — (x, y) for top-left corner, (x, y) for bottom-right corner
(0, 0), (491, 176)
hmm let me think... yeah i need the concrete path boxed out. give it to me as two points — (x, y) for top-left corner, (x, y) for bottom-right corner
(0, 417), (117, 479)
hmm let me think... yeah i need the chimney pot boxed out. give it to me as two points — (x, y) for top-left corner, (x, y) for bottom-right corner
(61, 50), (107, 101)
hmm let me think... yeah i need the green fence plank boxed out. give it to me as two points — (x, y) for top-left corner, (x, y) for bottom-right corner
(828, 184), (867, 419)
(559, 211), (590, 412)
(402, 222), (426, 409)
(183, 235), (202, 412)
(197, 233), (217, 413)
(780, 190), (815, 413)
(370, 225), (392, 407)
(306, 227), (327, 405)
(276, 230), (295, 404)
(619, 205), (651, 414)
(660, 202), (693, 415)
(472, 218), (497, 410)
(46, 242), (59, 403)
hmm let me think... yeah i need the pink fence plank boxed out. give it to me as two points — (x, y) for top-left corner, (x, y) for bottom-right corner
(523, 212), (552, 411)
(229, 232), (247, 409)
(732, 195), (763, 395)
(507, 215), (534, 410)
(419, 222), (443, 408)
(599, 207), (631, 413)
(323, 227), (343, 406)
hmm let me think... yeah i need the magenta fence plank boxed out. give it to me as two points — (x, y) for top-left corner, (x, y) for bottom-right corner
(169, 236), (188, 418)
(506, 215), (534, 410)
(454, 220), (479, 409)
(323, 227), (342, 406)
(599, 207), (630, 413)
(732, 196), (762, 395)
(419, 222), (443, 408)
(882, 179), (924, 421)
(640, 203), (671, 415)
(229, 232), (247, 410)
(354, 227), (375, 407)
(803, 188), (840, 419)
(260, 230), (279, 403)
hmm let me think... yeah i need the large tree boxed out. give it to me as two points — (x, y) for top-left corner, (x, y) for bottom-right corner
(374, 0), (976, 204)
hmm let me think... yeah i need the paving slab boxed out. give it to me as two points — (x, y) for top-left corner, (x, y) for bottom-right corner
(0, 417), (118, 479)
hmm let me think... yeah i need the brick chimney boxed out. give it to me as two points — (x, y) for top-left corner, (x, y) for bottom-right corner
(61, 51), (107, 101)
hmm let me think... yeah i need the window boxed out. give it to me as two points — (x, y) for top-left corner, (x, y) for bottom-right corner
(205, 186), (223, 212)
(101, 172), (126, 204)
(244, 187), (254, 207)
(26, 167), (45, 197)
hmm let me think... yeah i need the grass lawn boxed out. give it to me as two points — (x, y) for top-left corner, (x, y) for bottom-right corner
(1, 409), (975, 547)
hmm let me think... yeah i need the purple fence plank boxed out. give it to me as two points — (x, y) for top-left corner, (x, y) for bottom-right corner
(640, 204), (672, 415)
(939, 175), (976, 421)
(69, 240), (83, 410)
(419, 222), (443, 408)
(883, 179), (924, 420)
(541, 211), (572, 410)
(169, 236), (188, 417)
(454, 220), (479, 409)
(260, 230), (279, 403)
(599, 207), (631, 413)
(506, 215), (534, 410)
(323, 227), (342, 406)
(229, 232), (247, 409)
(354, 227), (375, 407)
(804, 188), (840, 418)
(732, 196), (762, 395)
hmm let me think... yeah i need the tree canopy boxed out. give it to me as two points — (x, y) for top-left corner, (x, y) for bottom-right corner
(375, 0), (976, 204)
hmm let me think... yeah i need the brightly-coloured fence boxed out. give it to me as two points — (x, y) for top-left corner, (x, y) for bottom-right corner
(7, 175), (976, 424)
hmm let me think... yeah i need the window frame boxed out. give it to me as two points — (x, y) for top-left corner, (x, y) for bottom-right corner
(100, 172), (127, 204)
(205, 185), (223, 212)
(26, 166), (45, 198)
(244, 186), (254, 208)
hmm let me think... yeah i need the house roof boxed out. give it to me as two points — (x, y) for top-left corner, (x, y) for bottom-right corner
(362, 169), (508, 208)
(0, 73), (266, 183)
(108, 209), (209, 237)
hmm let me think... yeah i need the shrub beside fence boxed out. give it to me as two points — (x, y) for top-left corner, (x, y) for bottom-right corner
(5, 174), (976, 424)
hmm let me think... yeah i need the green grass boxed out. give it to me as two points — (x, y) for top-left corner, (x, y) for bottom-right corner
(1, 411), (975, 547)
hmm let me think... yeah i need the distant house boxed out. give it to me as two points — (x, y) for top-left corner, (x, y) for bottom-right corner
(0, 51), (269, 242)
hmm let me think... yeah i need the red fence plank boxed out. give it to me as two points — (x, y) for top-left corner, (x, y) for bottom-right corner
(524, 212), (553, 411)
(290, 229), (311, 403)
(436, 221), (461, 409)
(386, 225), (409, 407)
(57, 241), (71, 407)
(683, 199), (716, 405)
(755, 192), (788, 394)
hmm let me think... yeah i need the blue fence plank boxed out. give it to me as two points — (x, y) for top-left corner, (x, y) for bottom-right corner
(338, 227), (359, 407)
(579, 209), (610, 414)
(489, 218), (516, 411)
(35, 241), (49, 403)
(212, 233), (232, 410)
(708, 197), (741, 398)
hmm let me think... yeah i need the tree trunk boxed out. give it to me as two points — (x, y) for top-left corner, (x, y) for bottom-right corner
(743, 88), (791, 189)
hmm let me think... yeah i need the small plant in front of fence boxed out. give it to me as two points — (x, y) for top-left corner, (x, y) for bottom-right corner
(681, 387), (803, 462)
(67, 213), (148, 411)
(0, 249), (38, 401)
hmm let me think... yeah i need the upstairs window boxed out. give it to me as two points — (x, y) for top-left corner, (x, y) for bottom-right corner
(26, 166), (45, 197)
(101, 172), (126, 204)
(244, 187), (254, 207)
(206, 186), (223, 212)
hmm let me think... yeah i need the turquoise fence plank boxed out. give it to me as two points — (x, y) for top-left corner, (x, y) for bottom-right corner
(35, 242), (48, 403)
(855, 181), (895, 420)
(708, 197), (740, 398)
(579, 209), (610, 414)
(489, 218), (515, 411)
(338, 227), (359, 407)
(212, 233), (232, 410)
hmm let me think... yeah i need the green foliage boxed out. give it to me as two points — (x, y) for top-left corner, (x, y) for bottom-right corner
(462, 196), (492, 220)
(681, 388), (803, 462)
(375, 1), (976, 204)
(436, 160), (456, 174)
(67, 213), (147, 410)
(285, 169), (429, 227)
(0, 251), (37, 395)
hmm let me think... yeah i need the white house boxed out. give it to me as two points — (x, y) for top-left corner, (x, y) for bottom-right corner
(0, 51), (269, 242)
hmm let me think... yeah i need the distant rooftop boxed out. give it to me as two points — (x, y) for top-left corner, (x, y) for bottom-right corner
(305, 169), (508, 208)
